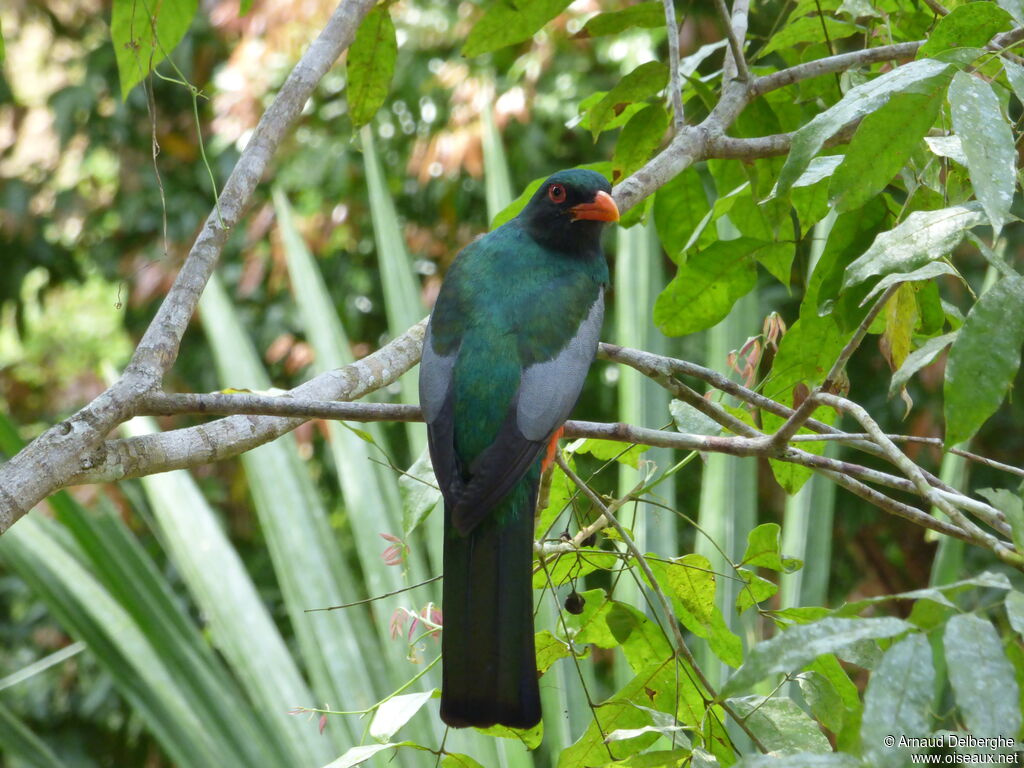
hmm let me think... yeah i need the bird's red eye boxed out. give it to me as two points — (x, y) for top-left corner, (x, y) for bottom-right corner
(548, 184), (567, 204)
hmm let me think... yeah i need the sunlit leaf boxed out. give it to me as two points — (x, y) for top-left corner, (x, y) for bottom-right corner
(588, 61), (668, 140)
(613, 103), (668, 182)
(463, 0), (573, 56)
(111, 0), (198, 99)
(347, 6), (397, 128)
(369, 690), (437, 743)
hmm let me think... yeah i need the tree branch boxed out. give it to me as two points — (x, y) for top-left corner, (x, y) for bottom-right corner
(662, 0), (685, 131)
(715, 0), (749, 82)
(0, 0), (378, 534)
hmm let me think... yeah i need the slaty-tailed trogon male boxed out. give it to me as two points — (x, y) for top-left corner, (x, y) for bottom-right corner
(419, 169), (619, 729)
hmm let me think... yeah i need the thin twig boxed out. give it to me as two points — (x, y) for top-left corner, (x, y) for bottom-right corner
(554, 454), (769, 754)
(714, 0), (749, 81)
(662, 0), (685, 131)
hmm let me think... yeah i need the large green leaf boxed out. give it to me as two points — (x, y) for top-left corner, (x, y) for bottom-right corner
(613, 103), (668, 182)
(860, 634), (934, 768)
(588, 61), (668, 140)
(949, 70), (1017, 236)
(347, 6), (398, 128)
(944, 274), (1024, 445)
(576, 2), (664, 37)
(111, 0), (198, 99)
(653, 237), (762, 336)
(829, 88), (944, 213)
(918, 2), (1012, 60)
(462, 0), (572, 56)
(944, 614), (1022, 737)
(777, 58), (951, 196)
(722, 617), (912, 696)
(653, 168), (710, 260)
(726, 697), (831, 755)
(842, 203), (986, 290)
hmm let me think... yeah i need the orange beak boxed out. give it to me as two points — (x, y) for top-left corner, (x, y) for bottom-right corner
(569, 190), (620, 223)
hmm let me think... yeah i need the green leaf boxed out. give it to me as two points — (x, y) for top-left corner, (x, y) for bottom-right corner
(918, 2), (1012, 59)
(977, 488), (1024, 554)
(734, 755), (861, 768)
(860, 635), (935, 768)
(742, 524), (802, 573)
(925, 134), (968, 166)
(777, 58), (951, 196)
(1003, 58), (1024, 105)
(758, 16), (860, 57)
(613, 103), (668, 182)
(726, 696), (831, 755)
(347, 6), (398, 128)
(535, 630), (578, 673)
(577, 2), (664, 37)
(599, 749), (693, 767)
(0, 700), (64, 768)
(573, 437), (649, 468)
(399, 449), (441, 538)
(722, 617), (912, 696)
(736, 568), (779, 614)
(533, 550), (619, 590)
(0, 18), (5, 64)
(944, 614), (1022, 737)
(463, 0), (572, 56)
(886, 328), (955, 394)
(478, 719), (544, 748)
(111, 0), (198, 99)
(588, 61), (669, 140)
(369, 690), (437, 743)
(442, 754), (487, 768)
(576, 93), (646, 135)
(830, 87), (944, 213)
(944, 275), (1024, 445)
(654, 237), (762, 336)
(669, 399), (724, 437)
(997, 0), (1024, 25)
(842, 203), (986, 290)
(860, 261), (962, 306)
(653, 168), (710, 260)
(1006, 590), (1024, 637)
(796, 670), (846, 735)
(949, 70), (1017, 235)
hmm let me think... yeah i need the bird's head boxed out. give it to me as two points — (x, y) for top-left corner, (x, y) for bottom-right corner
(519, 169), (619, 256)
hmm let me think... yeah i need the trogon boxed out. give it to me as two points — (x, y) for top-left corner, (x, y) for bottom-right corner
(419, 169), (619, 729)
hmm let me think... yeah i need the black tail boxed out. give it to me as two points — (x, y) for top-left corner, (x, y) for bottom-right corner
(440, 477), (541, 729)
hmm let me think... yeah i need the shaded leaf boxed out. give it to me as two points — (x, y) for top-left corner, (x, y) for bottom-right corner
(653, 168), (710, 260)
(860, 635), (935, 768)
(669, 399), (724, 437)
(978, 488), (1024, 555)
(861, 261), (962, 306)
(944, 275), (1024, 445)
(1006, 590), (1024, 637)
(653, 238), (763, 336)
(830, 87), (945, 213)
(722, 617), (912, 696)
(588, 62), (669, 140)
(726, 696), (831, 755)
(613, 103), (669, 182)
(944, 614), (1021, 737)
(889, 331), (957, 397)
(399, 450), (441, 539)
(741, 523), (802, 573)
(735, 568), (778, 614)
(918, 2), (1012, 59)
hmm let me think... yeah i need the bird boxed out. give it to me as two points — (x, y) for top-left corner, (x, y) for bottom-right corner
(419, 168), (619, 730)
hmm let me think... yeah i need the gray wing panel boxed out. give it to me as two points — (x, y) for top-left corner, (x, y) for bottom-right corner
(515, 290), (604, 442)
(419, 320), (456, 425)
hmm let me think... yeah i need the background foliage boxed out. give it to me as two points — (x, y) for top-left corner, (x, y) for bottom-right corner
(1, 0), (1024, 766)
